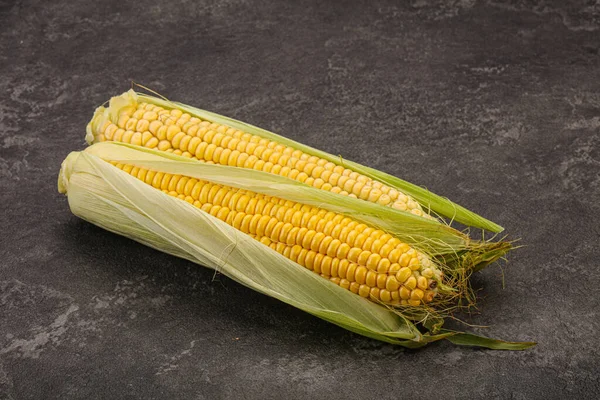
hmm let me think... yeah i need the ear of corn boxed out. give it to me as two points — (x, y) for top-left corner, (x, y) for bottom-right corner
(58, 142), (534, 350)
(86, 90), (503, 232)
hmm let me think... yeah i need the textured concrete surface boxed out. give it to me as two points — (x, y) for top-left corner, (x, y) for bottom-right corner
(1, 0), (599, 398)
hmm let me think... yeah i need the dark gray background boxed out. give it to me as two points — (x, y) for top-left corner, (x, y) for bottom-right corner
(1, 0), (599, 399)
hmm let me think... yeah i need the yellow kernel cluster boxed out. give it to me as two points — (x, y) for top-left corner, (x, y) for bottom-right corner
(93, 102), (428, 217)
(111, 161), (442, 306)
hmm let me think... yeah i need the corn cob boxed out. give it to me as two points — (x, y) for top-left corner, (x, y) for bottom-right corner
(87, 91), (430, 217)
(57, 142), (534, 349)
(110, 160), (441, 306)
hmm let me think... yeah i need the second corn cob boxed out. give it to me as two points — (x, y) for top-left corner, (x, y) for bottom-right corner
(87, 91), (434, 218)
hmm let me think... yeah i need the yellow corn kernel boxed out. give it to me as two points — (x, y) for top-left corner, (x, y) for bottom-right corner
(410, 289), (424, 300)
(385, 276), (400, 292)
(376, 273), (387, 289)
(376, 258), (391, 274)
(388, 263), (401, 274)
(365, 271), (377, 287)
(409, 257), (420, 271)
(369, 287), (380, 301)
(358, 285), (370, 298)
(354, 266), (367, 284)
(339, 279), (350, 290)
(396, 267), (412, 283)
(399, 286), (411, 300)
(379, 290), (392, 303)
(404, 276), (417, 290)
(398, 253), (411, 267)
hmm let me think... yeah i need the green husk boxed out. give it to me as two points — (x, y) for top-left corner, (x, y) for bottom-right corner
(87, 89), (502, 233)
(58, 143), (534, 349)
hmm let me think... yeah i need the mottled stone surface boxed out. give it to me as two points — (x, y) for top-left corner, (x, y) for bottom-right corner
(1, 0), (599, 398)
